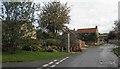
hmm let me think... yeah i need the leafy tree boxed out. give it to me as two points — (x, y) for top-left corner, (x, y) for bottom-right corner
(36, 29), (50, 40)
(1, 2), (36, 53)
(114, 20), (120, 32)
(114, 20), (120, 39)
(78, 33), (97, 44)
(38, 1), (70, 38)
(107, 31), (117, 39)
(46, 38), (61, 46)
(36, 29), (49, 47)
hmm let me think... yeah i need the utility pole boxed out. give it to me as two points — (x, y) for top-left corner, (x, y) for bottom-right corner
(118, 1), (120, 20)
(68, 33), (70, 52)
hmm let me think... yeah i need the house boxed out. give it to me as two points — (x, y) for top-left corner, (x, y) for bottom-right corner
(61, 26), (99, 52)
(61, 29), (83, 52)
(77, 26), (99, 45)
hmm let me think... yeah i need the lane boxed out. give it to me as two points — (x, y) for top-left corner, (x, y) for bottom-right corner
(55, 44), (118, 67)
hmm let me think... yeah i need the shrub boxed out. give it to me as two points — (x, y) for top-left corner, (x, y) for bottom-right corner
(46, 46), (58, 52)
(46, 46), (53, 52)
(117, 40), (120, 46)
(22, 45), (45, 52)
(113, 47), (120, 56)
(50, 46), (58, 50)
(21, 39), (44, 51)
(32, 45), (42, 51)
(22, 46), (32, 51)
(46, 38), (61, 46)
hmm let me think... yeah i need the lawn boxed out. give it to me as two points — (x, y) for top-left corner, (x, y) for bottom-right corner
(0, 54), (2, 62)
(2, 51), (74, 63)
(113, 47), (120, 56)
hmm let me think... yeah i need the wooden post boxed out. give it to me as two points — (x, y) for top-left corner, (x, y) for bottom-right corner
(68, 33), (70, 52)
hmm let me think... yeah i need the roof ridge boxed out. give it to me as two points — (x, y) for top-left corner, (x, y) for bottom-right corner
(77, 28), (97, 33)
(77, 28), (96, 30)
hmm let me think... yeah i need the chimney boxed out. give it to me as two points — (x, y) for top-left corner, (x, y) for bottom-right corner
(73, 28), (75, 31)
(95, 26), (98, 29)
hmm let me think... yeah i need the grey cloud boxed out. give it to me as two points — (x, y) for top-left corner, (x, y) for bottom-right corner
(34, 0), (119, 33)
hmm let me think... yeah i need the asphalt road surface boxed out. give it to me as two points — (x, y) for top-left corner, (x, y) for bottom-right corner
(55, 44), (118, 67)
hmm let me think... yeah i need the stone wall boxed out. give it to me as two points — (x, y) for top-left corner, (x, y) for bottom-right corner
(80, 40), (85, 48)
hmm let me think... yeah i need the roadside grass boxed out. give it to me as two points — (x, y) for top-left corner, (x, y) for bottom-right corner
(113, 47), (120, 56)
(111, 40), (120, 56)
(2, 51), (74, 63)
(0, 54), (2, 62)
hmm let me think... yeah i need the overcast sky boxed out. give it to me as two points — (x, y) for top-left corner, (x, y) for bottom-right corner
(34, 0), (120, 33)
(0, 0), (119, 33)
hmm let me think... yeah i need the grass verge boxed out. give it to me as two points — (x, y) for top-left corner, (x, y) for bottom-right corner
(113, 47), (120, 56)
(2, 51), (75, 63)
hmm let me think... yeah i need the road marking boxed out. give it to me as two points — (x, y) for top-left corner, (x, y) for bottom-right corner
(42, 57), (69, 68)
(62, 58), (66, 61)
(54, 59), (57, 62)
(50, 65), (56, 67)
(66, 57), (69, 58)
(49, 61), (54, 64)
(55, 62), (60, 64)
(59, 60), (64, 62)
(42, 64), (49, 67)
(62, 57), (69, 61)
(59, 57), (69, 63)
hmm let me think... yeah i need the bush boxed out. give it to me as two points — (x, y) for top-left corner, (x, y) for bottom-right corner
(21, 39), (45, 51)
(113, 47), (120, 56)
(22, 45), (45, 52)
(46, 46), (53, 52)
(117, 40), (120, 46)
(46, 38), (61, 46)
(50, 46), (58, 50)
(22, 46), (32, 51)
(46, 46), (58, 52)
(32, 45), (42, 51)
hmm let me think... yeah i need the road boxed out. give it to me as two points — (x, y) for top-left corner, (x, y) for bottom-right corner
(38, 44), (118, 68)
(55, 44), (118, 67)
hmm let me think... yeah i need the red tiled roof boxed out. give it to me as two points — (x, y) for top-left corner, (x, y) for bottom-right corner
(77, 28), (97, 33)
